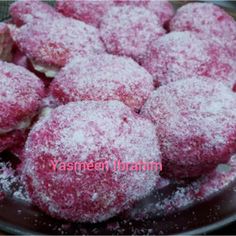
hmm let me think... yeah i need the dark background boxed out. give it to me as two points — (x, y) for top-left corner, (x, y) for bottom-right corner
(210, 221), (236, 235)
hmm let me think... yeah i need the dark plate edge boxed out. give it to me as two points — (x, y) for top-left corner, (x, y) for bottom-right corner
(0, 214), (236, 235)
(181, 214), (236, 235)
(0, 220), (43, 235)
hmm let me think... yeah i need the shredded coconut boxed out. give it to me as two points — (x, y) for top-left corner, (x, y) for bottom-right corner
(50, 54), (154, 111)
(14, 17), (105, 68)
(100, 5), (165, 62)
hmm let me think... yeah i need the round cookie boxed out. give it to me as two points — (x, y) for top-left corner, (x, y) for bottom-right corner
(169, 3), (236, 59)
(49, 54), (154, 111)
(141, 31), (236, 88)
(55, 0), (114, 27)
(0, 61), (44, 152)
(115, 0), (174, 26)
(13, 17), (105, 77)
(141, 78), (236, 179)
(169, 3), (236, 40)
(100, 6), (165, 62)
(9, 0), (61, 26)
(22, 100), (161, 222)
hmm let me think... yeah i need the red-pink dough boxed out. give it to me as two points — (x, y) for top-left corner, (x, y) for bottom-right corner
(12, 48), (54, 87)
(141, 78), (236, 179)
(115, 0), (174, 26)
(9, 0), (61, 26)
(0, 130), (26, 153)
(141, 31), (236, 88)
(100, 6), (165, 62)
(22, 100), (161, 222)
(12, 48), (28, 69)
(49, 54), (154, 111)
(9, 138), (26, 159)
(55, 0), (115, 27)
(13, 17), (105, 68)
(0, 61), (45, 133)
(169, 3), (236, 59)
(169, 3), (236, 40)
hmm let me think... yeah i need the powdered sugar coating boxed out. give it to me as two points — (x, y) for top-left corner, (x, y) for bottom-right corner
(169, 3), (236, 40)
(50, 54), (154, 111)
(131, 156), (236, 219)
(0, 158), (31, 202)
(115, 0), (174, 26)
(100, 6), (165, 62)
(141, 78), (236, 179)
(56, 0), (115, 27)
(169, 3), (236, 60)
(141, 31), (236, 88)
(9, 0), (61, 26)
(22, 100), (160, 222)
(13, 17), (105, 68)
(222, 38), (236, 61)
(0, 61), (45, 132)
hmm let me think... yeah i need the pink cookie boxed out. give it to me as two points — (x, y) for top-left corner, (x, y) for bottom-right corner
(49, 54), (154, 111)
(0, 61), (45, 139)
(141, 31), (236, 88)
(55, 0), (115, 27)
(169, 3), (236, 58)
(100, 6), (165, 62)
(9, 0), (61, 26)
(13, 17), (105, 76)
(169, 3), (236, 40)
(115, 0), (174, 26)
(141, 78), (236, 179)
(22, 100), (160, 222)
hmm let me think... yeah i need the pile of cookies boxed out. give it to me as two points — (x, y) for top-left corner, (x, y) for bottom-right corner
(0, 0), (236, 223)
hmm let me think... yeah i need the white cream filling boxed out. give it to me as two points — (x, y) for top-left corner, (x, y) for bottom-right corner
(0, 109), (53, 136)
(0, 117), (31, 135)
(31, 60), (59, 78)
(39, 107), (52, 119)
